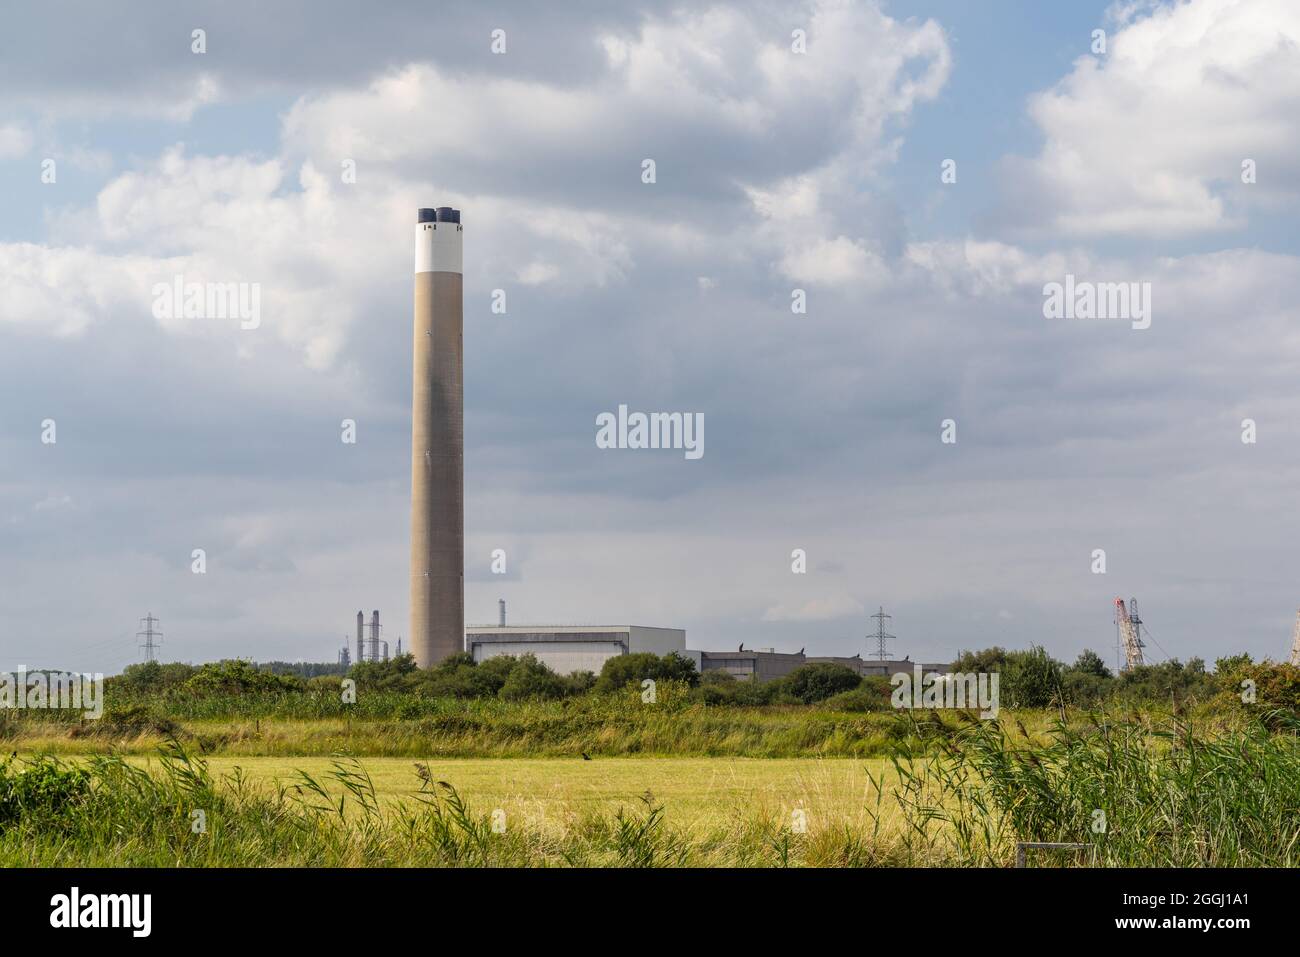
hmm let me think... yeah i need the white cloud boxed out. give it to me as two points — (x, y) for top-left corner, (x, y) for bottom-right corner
(0, 123), (33, 158)
(1004, 0), (1300, 237)
(2, 0), (951, 364)
(0, 242), (167, 336)
(20, 74), (222, 122)
(763, 595), (865, 622)
(281, 0), (950, 288)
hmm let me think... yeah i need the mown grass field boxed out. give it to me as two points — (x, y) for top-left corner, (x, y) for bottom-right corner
(121, 754), (903, 836)
(5, 700), (1299, 866)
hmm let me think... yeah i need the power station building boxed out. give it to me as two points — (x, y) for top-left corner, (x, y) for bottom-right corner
(806, 654), (950, 678)
(691, 648), (951, 683)
(466, 625), (687, 676)
(694, 648), (806, 682)
(401, 203), (953, 684)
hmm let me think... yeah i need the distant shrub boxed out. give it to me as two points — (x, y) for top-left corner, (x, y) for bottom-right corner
(731, 680), (778, 706)
(1212, 661), (1300, 723)
(349, 653), (421, 692)
(595, 652), (699, 694)
(427, 657), (507, 699)
(184, 659), (305, 696)
(564, 670), (597, 695)
(116, 660), (196, 693)
(779, 663), (862, 704)
(819, 688), (888, 712)
(951, 647), (1009, 673)
(1115, 658), (1215, 707)
(498, 655), (567, 701)
(1001, 646), (1062, 709)
(699, 670), (735, 686)
(1061, 669), (1112, 708)
(1070, 649), (1112, 679)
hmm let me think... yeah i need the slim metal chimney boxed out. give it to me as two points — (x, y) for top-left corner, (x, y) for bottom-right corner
(356, 610), (364, 665)
(498, 598), (506, 627)
(410, 206), (464, 667)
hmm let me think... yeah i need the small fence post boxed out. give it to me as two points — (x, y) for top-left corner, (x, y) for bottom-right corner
(1014, 841), (1093, 868)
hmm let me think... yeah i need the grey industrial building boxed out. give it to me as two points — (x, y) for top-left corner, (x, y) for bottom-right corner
(693, 648), (806, 682)
(466, 624), (687, 675)
(462, 621), (949, 684)
(807, 654), (950, 679)
(459, 604), (946, 684)
(692, 648), (951, 683)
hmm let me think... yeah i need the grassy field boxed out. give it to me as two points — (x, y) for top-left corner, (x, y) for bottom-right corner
(4, 707), (1299, 866)
(122, 754), (902, 836)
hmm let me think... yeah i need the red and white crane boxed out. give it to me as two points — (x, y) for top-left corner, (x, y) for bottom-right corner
(1115, 598), (1146, 672)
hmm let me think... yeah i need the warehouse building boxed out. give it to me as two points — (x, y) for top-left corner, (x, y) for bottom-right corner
(807, 654), (950, 678)
(691, 650), (952, 684)
(463, 606), (947, 685)
(465, 624), (686, 675)
(695, 647), (806, 683)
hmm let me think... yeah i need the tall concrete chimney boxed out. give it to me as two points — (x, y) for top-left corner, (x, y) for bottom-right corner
(410, 206), (464, 667)
(498, 598), (506, 627)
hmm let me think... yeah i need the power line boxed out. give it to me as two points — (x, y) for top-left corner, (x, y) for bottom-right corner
(136, 613), (162, 662)
(869, 606), (895, 660)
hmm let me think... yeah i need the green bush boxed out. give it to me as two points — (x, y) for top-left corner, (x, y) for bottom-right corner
(1001, 646), (1062, 709)
(951, 646), (1009, 673)
(498, 655), (567, 701)
(819, 687), (888, 712)
(779, 663), (862, 704)
(564, 670), (597, 695)
(1070, 649), (1112, 678)
(427, 658), (508, 699)
(0, 756), (91, 827)
(349, 653), (421, 692)
(1115, 658), (1215, 707)
(116, 660), (196, 693)
(184, 659), (305, 696)
(1211, 660), (1300, 723)
(594, 652), (699, 694)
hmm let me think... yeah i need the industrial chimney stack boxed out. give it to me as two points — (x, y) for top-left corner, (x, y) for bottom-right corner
(410, 206), (464, 667)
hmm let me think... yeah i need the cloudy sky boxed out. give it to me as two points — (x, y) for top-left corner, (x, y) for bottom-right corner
(3, 0), (1299, 674)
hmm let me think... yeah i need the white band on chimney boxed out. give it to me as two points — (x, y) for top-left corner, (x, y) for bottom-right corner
(415, 222), (463, 274)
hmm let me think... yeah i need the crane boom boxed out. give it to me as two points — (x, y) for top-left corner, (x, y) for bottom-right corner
(1115, 598), (1145, 671)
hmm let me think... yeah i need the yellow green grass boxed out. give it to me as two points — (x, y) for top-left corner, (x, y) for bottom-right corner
(117, 755), (904, 838)
(2, 705), (1078, 758)
(7, 712), (1298, 865)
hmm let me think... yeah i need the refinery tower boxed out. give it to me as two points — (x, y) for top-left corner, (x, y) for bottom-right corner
(410, 206), (463, 666)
